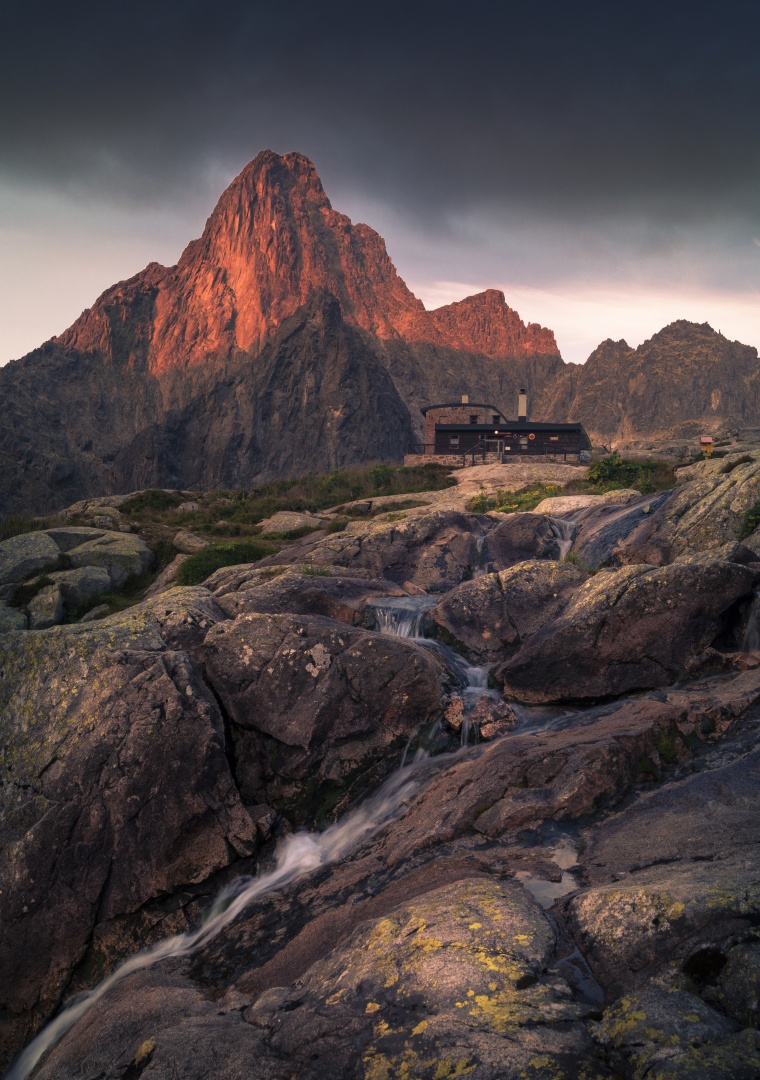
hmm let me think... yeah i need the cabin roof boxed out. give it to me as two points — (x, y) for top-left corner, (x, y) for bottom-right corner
(419, 402), (505, 416)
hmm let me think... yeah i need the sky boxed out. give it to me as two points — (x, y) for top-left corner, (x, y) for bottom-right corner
(1, 0), (759, 366)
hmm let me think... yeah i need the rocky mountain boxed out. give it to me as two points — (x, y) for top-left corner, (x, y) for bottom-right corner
(535, 320), (760, 447)
(1, 150), (759, 514)
(0, 151), (564, 514)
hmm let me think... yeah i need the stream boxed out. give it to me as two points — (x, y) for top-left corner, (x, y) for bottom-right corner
(10, 591), (584, 1079)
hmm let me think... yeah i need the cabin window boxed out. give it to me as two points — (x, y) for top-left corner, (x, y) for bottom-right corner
(449, 435), (460, 448)
(492, 414), (500, 425)
(519, 437), (528, 450)
(469, 415), (477, 425)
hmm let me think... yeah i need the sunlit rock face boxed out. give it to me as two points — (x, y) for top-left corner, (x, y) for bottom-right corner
(57, 151), (559, 373)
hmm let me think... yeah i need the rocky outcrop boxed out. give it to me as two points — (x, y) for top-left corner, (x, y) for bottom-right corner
(0, 527), (154, 630)
(431, 560), (587, 662)
(0, 590), (253, 1064)
(281, 509), (493, 592)
(207, 565), (407, 623)
(5, 470), (760, 1077)
(496, 550), (757, 701)
(202, 611), (447, 811)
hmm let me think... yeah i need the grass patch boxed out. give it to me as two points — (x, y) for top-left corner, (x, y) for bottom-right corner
(739, 500), (760, 540)
(563, 552), (597, 574)
(0, 516), (55, 542)
(370, 498), (429, 516)
(175, 538), (277, 586)
(326, 517), (351, 534)
(113, 463), (455, 541)
(300, 565), (331, 576)
(580, 452), (675, 495)
(120, 489), (187, 515)
(466, 483), (565, 514)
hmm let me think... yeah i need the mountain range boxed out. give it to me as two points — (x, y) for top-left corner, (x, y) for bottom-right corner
(1, 150), (759, 513)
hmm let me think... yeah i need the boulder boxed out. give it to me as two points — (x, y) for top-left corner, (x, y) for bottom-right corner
(66, 532), (154, 586)
(212, 568), (406, 624)
(533, 490), (641, 515)
(258, 510), (325, 535)
(593, 987), (755, 1079)
(484, 512), (564, 568)
(44, 526), (106, 551)
(619, 452), (760, 563)
(0, 590), (253, 1066)
(50, 565), (112, 608)
(172, 529), (209, 554)
(77, 602), (110, 621)
(0, 531), (61, 585)
(202, 612), (446, 813)
(35, 880), (606, 1080)
(26, 583), (64, 629)
(431, 560), (587, 663)
(274, 510), (490, 592)
(567, 490), (672, 569)
(495, 553), (757, 702)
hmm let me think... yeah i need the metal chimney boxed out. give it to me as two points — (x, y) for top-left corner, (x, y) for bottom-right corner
(518, 388), (527, 421)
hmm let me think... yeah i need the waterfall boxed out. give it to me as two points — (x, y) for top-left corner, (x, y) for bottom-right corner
(372, 597), (501, 747)
(548, 517), (576, 559)
(472, 535), (489, 578)
(742, 590), (760, 651)
(370, 595), (438, 638)
(5, 750), (451, 1080)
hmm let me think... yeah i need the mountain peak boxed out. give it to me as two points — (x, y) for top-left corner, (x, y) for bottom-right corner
(57, 149), (559, 372)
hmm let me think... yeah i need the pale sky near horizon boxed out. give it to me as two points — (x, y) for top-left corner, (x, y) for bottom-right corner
(2, 0), (759, 368)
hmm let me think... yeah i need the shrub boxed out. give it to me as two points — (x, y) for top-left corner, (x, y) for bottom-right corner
(326, 517), (350, 534)
(176, 539), (276, 586)
(739, 500), (760, 540)
(120, 489), (186, 514)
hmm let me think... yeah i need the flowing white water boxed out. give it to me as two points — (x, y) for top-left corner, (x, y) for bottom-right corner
(473, 535), (489, 578)
(369, 595), (438, 638)
(548, 517), (576, 560)
(5, 756), (438, 1080)
(371, 596), (499, 748)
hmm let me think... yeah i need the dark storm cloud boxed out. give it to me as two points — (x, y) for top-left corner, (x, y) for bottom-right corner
(2, 0), (760, 227)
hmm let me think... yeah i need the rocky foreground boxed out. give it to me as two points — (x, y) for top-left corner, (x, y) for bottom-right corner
(2, 453), (760, 1078)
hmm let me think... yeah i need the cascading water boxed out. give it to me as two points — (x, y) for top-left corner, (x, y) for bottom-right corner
(5, 749), (454, 1080)
(370, 595), (438, 638)
(472, 535), (489, 578)
(548, 517), (576, 560)
(369, 595), (501, 746)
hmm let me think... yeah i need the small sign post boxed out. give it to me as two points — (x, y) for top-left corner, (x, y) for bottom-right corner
(700, 435), (714, 457)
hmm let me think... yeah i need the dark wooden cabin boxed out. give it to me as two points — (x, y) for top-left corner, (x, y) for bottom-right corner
(414, 393), (591, 462)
